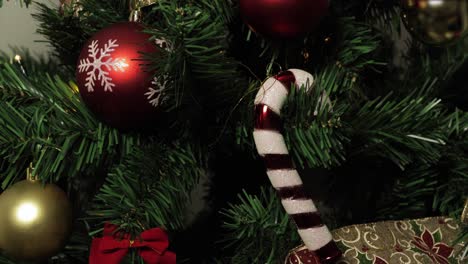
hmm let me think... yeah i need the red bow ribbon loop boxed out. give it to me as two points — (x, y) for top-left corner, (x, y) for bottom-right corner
(89, 223), (176, 264)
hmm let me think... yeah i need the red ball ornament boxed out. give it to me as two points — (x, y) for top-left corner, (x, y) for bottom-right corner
(239, 0), (329, 38)
(285, 245), (321, 264)
(77, 22), (166, 129)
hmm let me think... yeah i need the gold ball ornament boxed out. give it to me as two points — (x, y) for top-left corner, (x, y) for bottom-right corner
(401, 0), (468, 45)
(0, 179), (72, 261)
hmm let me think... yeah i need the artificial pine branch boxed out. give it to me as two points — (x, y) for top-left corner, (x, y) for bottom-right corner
(380, 110), (467, 219)
(234, 15), (385, 167)
(402, 39), (468, 99)
(0, 0), (466, 262)
(0, 256), (15, 264)
(282, 78), (348, 168)
(144, 0), (247, 109)
(346, 94), (447, 168)
(86, 140), (204, 235)
(220, 188), (299, 264)
(34, 0), (129, 66)
(0, 58), (137, 186)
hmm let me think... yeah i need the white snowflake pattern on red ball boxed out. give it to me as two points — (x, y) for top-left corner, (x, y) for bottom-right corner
(77, 39), (129, 92)
(145, 76), (168, 107)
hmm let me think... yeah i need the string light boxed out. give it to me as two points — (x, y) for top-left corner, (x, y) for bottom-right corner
(14, 54), (27, 76)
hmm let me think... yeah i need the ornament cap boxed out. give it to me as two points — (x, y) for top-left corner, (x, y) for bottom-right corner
(129, 10), (142, 22)
(129, 0), (158, 22)
(26, 163), (39, 182)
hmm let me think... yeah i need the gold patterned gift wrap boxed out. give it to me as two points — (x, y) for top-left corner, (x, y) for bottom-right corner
(286, 217), (467, 264)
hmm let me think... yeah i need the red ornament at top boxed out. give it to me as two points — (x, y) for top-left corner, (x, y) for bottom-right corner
(239, 0), (329, 38)
(77, 22), (166, 129)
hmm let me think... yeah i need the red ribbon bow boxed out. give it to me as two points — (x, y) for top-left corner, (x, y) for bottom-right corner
(89, 223), (176, 264)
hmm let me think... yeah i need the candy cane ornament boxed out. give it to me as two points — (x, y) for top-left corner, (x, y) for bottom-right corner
(253, 69), (342, 263)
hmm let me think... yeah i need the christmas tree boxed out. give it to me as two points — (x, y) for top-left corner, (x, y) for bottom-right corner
(0, 0), (467, 263)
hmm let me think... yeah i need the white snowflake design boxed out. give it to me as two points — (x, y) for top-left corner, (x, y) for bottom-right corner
(145, 76), (168, 107)
(78, 39), (128, 92)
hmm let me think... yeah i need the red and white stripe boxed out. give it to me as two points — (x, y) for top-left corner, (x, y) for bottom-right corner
(253, 69), (341, 263)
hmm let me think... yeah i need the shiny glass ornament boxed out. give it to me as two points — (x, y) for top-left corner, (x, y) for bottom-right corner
(401, 0), (468, 45)
(0, 177), (72, 260)
(76, 22), (164, 130)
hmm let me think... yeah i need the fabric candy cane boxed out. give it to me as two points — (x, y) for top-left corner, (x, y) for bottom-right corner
(253, 69), (342, 263)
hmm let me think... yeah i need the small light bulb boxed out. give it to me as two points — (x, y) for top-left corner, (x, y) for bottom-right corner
(16, 202), (39, 223)
(428, 0), (443, 7)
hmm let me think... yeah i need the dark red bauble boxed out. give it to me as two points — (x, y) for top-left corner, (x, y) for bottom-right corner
(77, 22), (166, 130)
(285, 246), (321, 264)
(239, 0), (329, 38)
